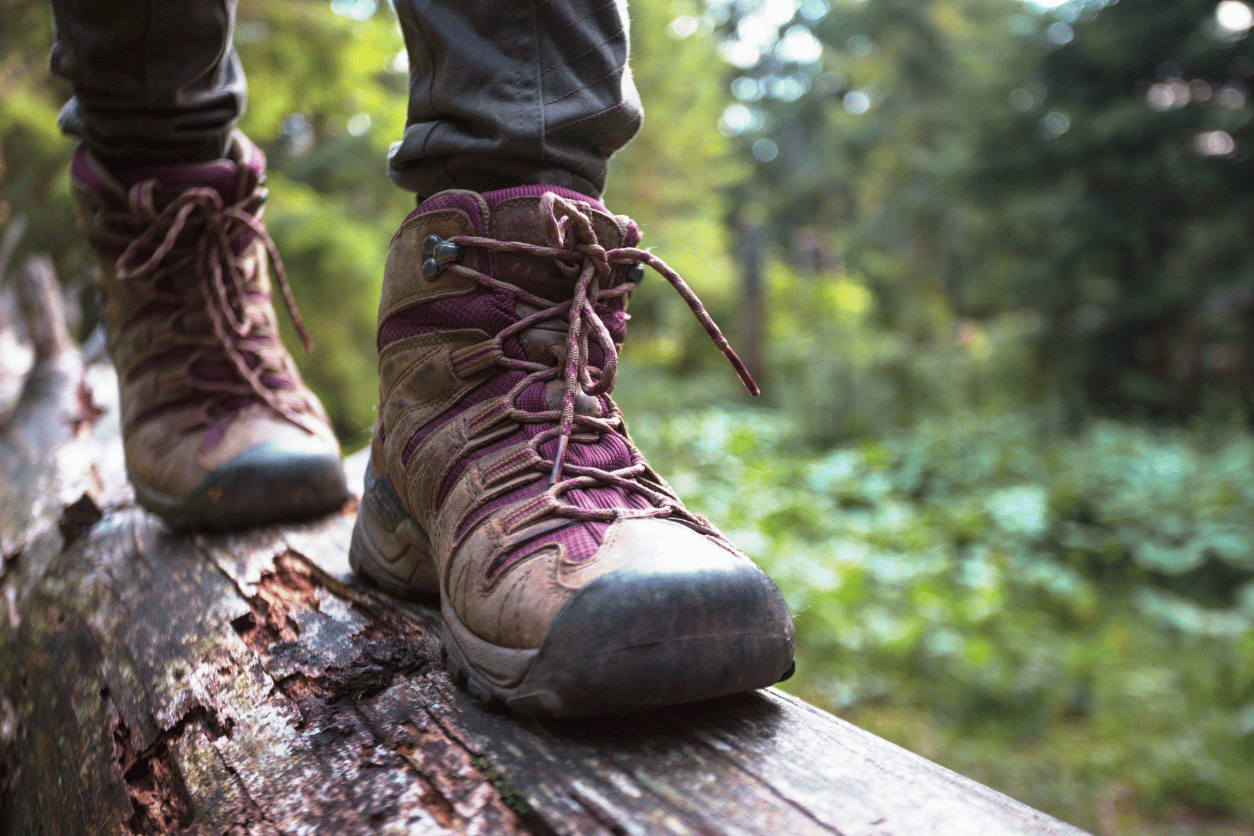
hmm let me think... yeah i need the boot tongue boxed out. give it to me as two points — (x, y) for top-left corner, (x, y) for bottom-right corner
(71, 133), (264, 209)
(114, 157), (250, 206)
(411, 185), (609, 230)
(479, 186), (628, 304)
(482, 184), (609, 214)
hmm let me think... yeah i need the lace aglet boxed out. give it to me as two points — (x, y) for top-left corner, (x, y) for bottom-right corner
(549, 435), (569, 486)
(724, 348), (760, 396)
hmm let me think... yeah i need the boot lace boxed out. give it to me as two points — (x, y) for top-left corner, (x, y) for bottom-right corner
(104, 180), (315, 431)
(443, 192), (758, 530)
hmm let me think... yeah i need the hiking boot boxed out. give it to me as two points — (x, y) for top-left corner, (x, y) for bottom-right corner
(350, 186), (794, 717)
(71, 132), (348, 531)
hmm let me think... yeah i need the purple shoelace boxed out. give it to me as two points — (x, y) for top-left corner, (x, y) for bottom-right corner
(108, 180), (315, 432)
(441, 192), (759, 530)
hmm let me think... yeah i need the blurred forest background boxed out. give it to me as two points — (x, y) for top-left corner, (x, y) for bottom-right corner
(4, 0), (1254, 831)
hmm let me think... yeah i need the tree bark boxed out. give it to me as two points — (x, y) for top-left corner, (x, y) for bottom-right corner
(0, 257), (1091, 836)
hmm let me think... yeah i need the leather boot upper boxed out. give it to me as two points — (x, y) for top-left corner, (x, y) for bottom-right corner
(371, 186), (765, 649)
(72, 132), (343, 518)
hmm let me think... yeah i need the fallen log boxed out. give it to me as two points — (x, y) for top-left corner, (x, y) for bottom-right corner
(0, 256), (1091, 836)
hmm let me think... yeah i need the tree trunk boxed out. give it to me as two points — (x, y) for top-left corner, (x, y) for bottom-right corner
(0, 256), (1090, 836)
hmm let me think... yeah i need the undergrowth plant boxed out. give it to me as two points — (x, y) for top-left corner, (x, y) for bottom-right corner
(617, 364), (1254, 834)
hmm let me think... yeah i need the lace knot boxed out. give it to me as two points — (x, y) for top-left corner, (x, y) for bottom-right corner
(573, 242), (610, 276)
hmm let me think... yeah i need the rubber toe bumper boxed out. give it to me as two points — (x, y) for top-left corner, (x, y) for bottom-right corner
(442, 546), (797, 718)
(134, 440), (349, 532)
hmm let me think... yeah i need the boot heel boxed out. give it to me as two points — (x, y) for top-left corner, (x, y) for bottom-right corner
(349, 460), (440, 597)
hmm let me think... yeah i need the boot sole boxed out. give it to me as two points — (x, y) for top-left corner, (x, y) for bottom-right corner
(350, 464), (795, 718)
(134, 441), (349, 532)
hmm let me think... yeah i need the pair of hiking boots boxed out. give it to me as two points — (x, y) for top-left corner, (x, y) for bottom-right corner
(73, 132), (794, 717)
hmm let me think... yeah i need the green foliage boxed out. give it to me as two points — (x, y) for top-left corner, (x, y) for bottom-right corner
(710, 0), (1254, 421)
(966, 0), (1254, 420)
(0, 0), (80, 280)
(618, 381), (1254, 830)
(764, 260), (1038, 442)
(263, 171), (386, 445)
(714, 0), (1030, 332)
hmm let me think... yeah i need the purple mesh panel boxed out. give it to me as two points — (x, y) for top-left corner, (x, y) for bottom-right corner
(598, 309), (628, 345)
(566, 431), (634, 471)
(130, 393), (207, 429)
(374, 321), (441, 347)
(403, 184), (607, 228)
(433, 373), (624, 516)
(132, 341), (277, 388)
(382, 183), (631, 352)
(70, 147), (122, 207)
(456, 482), (625, 577)
(72, 135), (260, 204)
(379, 289), (516, 352)
(147, 161), (239, 200)
(448, 380), (647, 543)
(379, 294), (623, 366)
(448, 429), (547, 535)
(484, 519), (604, 579)
(460, 376), (650, 570)
(230, 229), (257, 256)
(73, 142), (264, 259)
(559, 439), (651, 517)
(192, 354), (258, 382)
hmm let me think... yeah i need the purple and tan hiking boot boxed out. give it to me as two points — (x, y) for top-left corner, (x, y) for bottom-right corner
(350, 186), (795, 716)
(71, 132), (348, 531)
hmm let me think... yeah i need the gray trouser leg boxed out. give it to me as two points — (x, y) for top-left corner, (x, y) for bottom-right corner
(49, 0), (642, 196)
(49, 0), (244, 168)
(388, 0), (643, 200)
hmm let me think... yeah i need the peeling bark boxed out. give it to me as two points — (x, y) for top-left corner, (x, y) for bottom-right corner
(0, 257), (1092, 836)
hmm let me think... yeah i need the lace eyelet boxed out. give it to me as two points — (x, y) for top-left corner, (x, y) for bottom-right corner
(421, 234), (463, 279)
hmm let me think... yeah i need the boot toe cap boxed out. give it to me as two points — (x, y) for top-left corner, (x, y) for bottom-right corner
(139, 438), (349, 531)
(460, 519), (796, 717)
